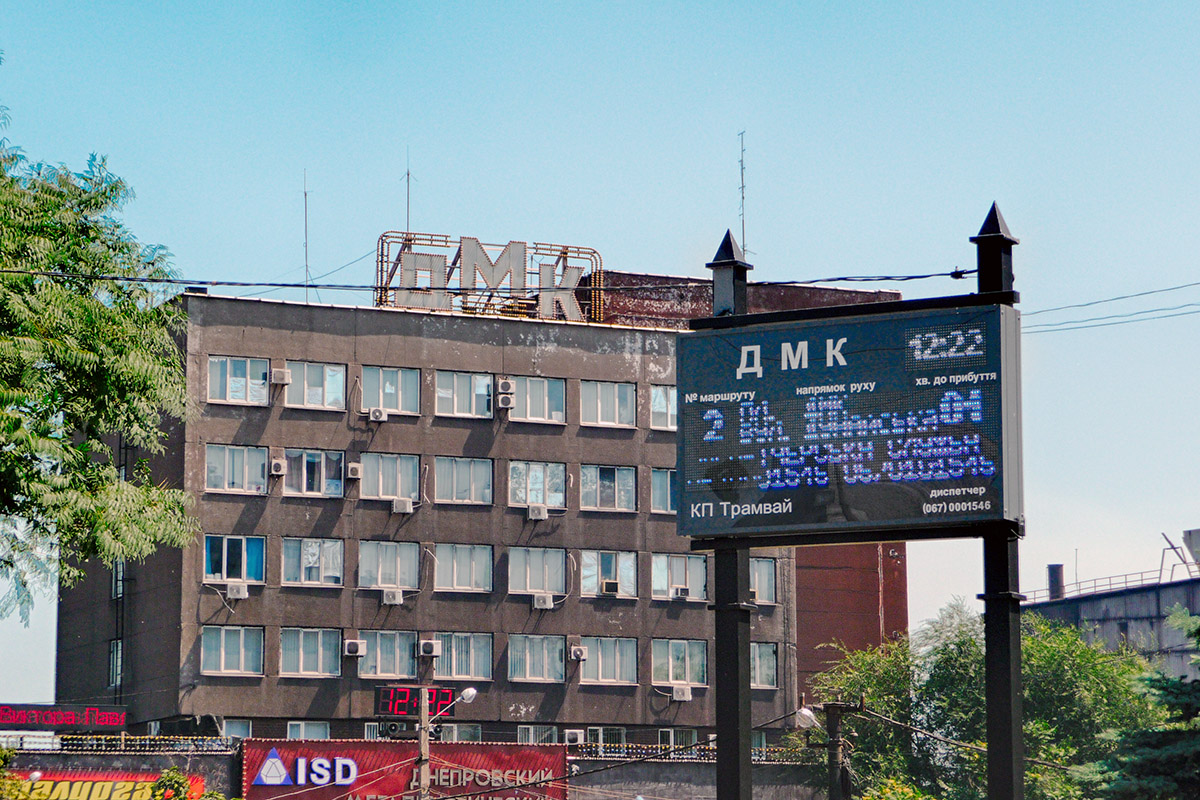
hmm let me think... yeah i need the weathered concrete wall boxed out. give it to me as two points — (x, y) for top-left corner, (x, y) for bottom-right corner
(569, 759), (824, 800)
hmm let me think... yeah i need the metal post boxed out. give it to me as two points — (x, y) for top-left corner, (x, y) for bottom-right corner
(713, 547), (753, 800)
(826, 705), (844, 800)
(418, 686), (431, 800)
(980, 526), (1024, 800)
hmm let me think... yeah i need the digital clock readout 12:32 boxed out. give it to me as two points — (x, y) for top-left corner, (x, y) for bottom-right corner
(374, 685), (456, 718)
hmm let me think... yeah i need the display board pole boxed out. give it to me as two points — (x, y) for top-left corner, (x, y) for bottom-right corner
(712, 546), (754, 800)
(981, 524), (1025, 800)
(418, 687), (431, 800)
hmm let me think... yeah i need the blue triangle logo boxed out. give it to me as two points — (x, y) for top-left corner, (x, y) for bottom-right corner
(253, 748), (293, 785)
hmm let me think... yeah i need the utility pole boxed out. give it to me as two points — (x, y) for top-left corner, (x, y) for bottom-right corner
(418, 687), (431, 800)
(819, 702), (858, 800)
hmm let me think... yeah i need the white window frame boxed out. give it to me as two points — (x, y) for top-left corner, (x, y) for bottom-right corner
(360, 453), (420, 501)
(359, 630), (418, 679)
(282, 538), (344, 586)
(658, 728), (698, 753)
(751, 642), (778, 689)
(287, 720), (330, 739)
(435, 371), (493, 418)
(204, 534), (266, 583)
(650, 385), (677, 430)
(579, 637), (637, 685)
(580, 381), (636, 427)
(440, 723), (481, 742)
(208, 355), (271, 405)
(285, 361), (346, 410)
(650, 468), (677, 514)
(508, 547), (566, 595)
(518, 725), (558, 744)
(510, 376), (566, 424)
(652, 639), (708, 686)
(359, 541), (420, 589)
(223, 719), (252, 739)
(508, 634), (565, 683)
(508, 461), (566, 508)
(111, 558), (125, 599)
(580, 550), (637, 598)
(283, 449), (344, 497)
(651, 553), (708, 601)
(108, 639), (123, 688)
(433, 632), (493, 680)
(280, 628), (342, 677)
(364, 722), (382, 740)
(434, 544), (492, 592)
(434, 457), (493, 505)
(361, 365), (420, 415)
(580, 465), (636, 511)
(587, 727), (627, 756)
(750, 557), (777, 605)
(205, 444), (268, 494)
(200, 626), (264, 676)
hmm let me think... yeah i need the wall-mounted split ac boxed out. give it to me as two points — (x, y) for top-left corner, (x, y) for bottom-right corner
(672, 685), (693, 702)
(381, 589), (404, 605)
(226, 582), (249, 600)
(569, 645), (588, 661)
(270, 368), (292, 385)
(496, 377), (517, 395)
(367, 407), (388, 423)
(497, 394), (516, 409)
(600, 580), (619, 595)
(527, 504), (549, 521)
(344, 639), (367, 658)
(346, 462), (362, 480)
(391, 497), (415, 514)
(269, 459), (287, 477)
(532, 593), (554, 610)
(671, 586), (690, 600)
(563, 729), (586, 746)
(418, 639), (442, 658)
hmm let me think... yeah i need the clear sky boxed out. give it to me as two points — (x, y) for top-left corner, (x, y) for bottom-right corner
(4, 1), (1200, 702)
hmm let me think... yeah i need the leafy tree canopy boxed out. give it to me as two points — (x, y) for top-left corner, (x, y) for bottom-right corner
(0, 77), (199, 621)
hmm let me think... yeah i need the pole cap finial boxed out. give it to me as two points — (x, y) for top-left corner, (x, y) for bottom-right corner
(706, 230), (753, 271)
(969, 202), (1019, 246)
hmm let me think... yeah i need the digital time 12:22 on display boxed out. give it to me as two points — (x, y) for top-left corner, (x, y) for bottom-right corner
(373, 685), (456, 718)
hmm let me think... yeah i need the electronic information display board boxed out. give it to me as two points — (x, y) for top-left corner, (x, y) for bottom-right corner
(677, 304), (1022, 540)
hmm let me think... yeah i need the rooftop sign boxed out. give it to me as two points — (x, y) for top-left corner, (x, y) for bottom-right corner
(374, 232), (604, 322)
(0, 703), (126, 732)
(677, 304), (1022, 540)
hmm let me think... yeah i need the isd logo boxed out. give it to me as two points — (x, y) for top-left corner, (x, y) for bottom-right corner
(253, 748), (358, 786)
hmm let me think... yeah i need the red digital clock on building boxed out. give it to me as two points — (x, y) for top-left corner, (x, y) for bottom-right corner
(373, 685), (456, 718)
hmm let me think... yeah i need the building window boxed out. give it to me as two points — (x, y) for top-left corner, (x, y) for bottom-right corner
(362, 366), (420, 415)
(440, 724), (481, 742)
(223, 719), (252, 739)
(110, 559), (125, 599)
(508, 461), (566, 508)
(205, 535), (265, 583)
(433, 633), (493, 680)
(580, 381), (635, 427)
(510, 376), (565, 423)
(587, 727), (627, 756)
(434, 544), (492, 592)
(360, 631), (417, 679)
(360, 453), (420, 500)
(435, 371), (492, 418)
(283, 449), (344, 497)
(580, 465), (636, 511)
(650, 468), (677, 514)
(508, 635), (565, 682)
(208, 356), (270, 405)
(281, 628), (341, 677)
(205, 445), (268, 494)
(509, 547), (566, 595)
(650, 386), (677, 430)
(434, 457), (492, 504)
(518, 725), (557, 744)
(285, 361), (345, 410)
(580, 550), (637, 597)
(751, 643), (778, 688)
(751, 730), (767, 751)
(359, 541), (420, 589)
(200, 626), (264, 675)
(282, 539), (343, 586)
(580, 637), (637, 684)
(364, 722), (382, 740)
(658, 728), (698, 754)
(652, 639), (707, 686)
(750, 558), (776, 604)
(651, 554), (707, 600)
(287, 721), (330, 739)
(108, 639), (123, 688)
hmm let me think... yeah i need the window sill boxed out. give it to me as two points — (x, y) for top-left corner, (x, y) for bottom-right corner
(282, 405), (347, 413)
(578, 681), (638, 687)
(653, 683), (708, 689)
(433, 500), (494, 507)
(203, 579), (265, 586)
(280, 583), (344, 590)
(651, 596), (708, 603)
(279, 673), (342, 679)
(200, 671), (264, 678)
(648, 426), (678, 433)
(581, 593), (638, 600)
(579, 423), (637, 430)
(359, 674), (420, 681)
(579, 507), (637, 514)
(508, 677), (565, 684)
(649, 510), (678, 516)
(358, 409), (419, 418)
(206, 399), (270, 408)
(434, 412), (494, 420)
(205, 488), (269, 497)
(508, 418), (567, 426)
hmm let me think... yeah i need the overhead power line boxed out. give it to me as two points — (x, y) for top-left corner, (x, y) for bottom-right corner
(1024, 278), (1200, 316)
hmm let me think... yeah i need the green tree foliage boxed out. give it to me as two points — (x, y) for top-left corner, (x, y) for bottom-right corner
(150, 767), (239, 800)
(802, 599), (1164, 800)
(0, 85), (200, 621)
(1090, 606), (1200, 799)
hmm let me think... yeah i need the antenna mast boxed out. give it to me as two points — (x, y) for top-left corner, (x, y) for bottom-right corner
(303, 170), (310, 303)
(404, 148), (413, 232)
(738, 131), (747, 253)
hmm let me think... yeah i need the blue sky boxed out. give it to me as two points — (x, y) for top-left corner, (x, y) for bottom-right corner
(4, 1), (1200, 701)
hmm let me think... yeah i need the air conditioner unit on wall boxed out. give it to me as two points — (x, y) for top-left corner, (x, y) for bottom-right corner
(381, 589), (404, 605)
(226, 582), (249, 600)
(270, 368), (292, 385)
(672, 685), (693, 702)
(527, 504), (549, 521)
(392, 497), (414, 514)
(270, 459), (287, 477)
(532, 593), (554, 610)
(569, 645), (588, 661)
(344, 639), (367, 657)
(346, 462), (362, 480)
(368, 407), (388, 423)
(671, 586), (690, 600)
(497, 394), (516, 409)
(418, 639), (442, 658)
(496, 377), (516, 395)
(600, 580), (619, 595)
(563, 729), (585, 746)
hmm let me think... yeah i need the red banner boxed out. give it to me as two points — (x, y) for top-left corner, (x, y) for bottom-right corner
(13, 769), (204, 800)
(242, 740), (568, 800)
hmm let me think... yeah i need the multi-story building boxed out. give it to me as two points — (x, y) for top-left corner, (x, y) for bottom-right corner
(56, 258), (906, 745)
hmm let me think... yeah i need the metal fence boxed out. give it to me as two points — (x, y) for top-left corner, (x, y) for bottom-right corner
(571, 742), (811, 764)
(1, 734), (237, 753)
(1024, 561), (1200, 604)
